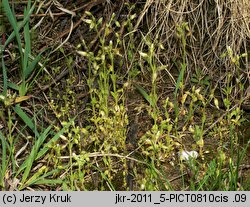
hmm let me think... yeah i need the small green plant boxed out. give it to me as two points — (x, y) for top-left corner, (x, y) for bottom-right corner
(71, 12), (130, 189)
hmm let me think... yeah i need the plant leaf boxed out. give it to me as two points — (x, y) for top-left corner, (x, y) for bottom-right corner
(0, 132), (9, 186)
(7, 82), (19, 91)
(24, 51), (42, 79)
(14, 105), (39, 137)
(16, 125), (52, 178)
(36, 121), (72, 160)
(134, 84), (154, 107)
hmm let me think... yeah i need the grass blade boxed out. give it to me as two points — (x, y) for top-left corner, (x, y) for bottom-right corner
(30, 179), (63, 186)
(36, 121), (72, 160)
(23, 7), (31, 79)
(14, 105), (39, 137)
(2, 0), (23, 62)
(134, 84), (154, 107)
(174, 63), (186, 98)
(2, 1), (36, 96)
(0, 132), (10, 188)
(24, 51), (42, 79)
(1, 56), (8, 96)
(2, 1), (36, 49)
(23, 169), (62, 188)
(17, 122), (71, 187)
(7, 82), (19, 91)
(16, 125), (52, 179)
